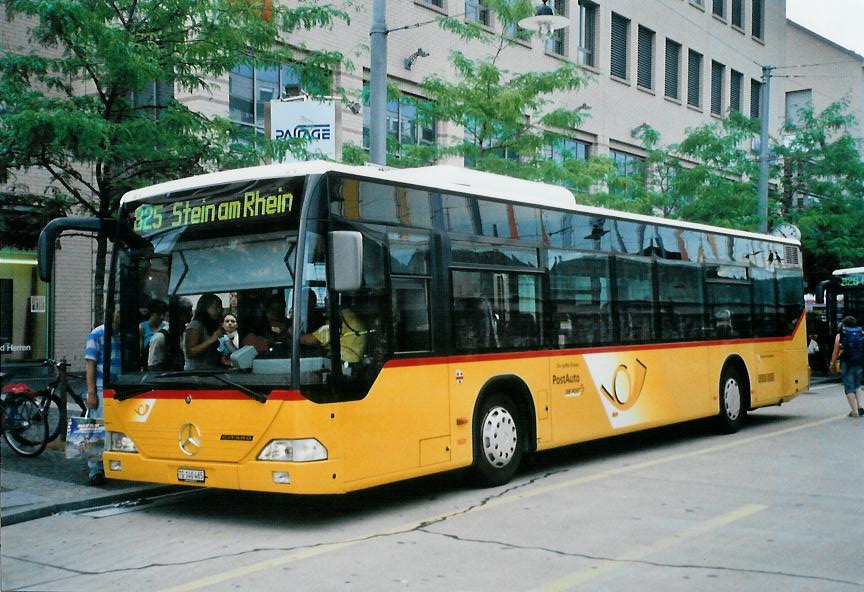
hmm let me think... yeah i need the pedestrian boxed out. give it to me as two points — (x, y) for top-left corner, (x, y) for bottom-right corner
(827, 316), (864, 417)
(84, 307), (122, 485)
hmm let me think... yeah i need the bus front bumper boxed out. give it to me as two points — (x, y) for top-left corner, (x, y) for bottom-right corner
(103, 452), (346, 494)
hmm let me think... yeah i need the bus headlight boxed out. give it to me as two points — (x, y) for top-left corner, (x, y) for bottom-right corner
(107, 431), (138, 453)
(258, 438), (327, 462)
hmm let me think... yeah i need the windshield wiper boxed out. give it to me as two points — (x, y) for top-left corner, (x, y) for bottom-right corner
(156, 370), (270, 404)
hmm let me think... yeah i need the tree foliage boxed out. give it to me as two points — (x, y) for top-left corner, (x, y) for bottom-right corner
(343, 0), (591, 180)
(1, 0), (347, 316)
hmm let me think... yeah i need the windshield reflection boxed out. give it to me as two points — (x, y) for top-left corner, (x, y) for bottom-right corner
(116, 229), (310, 387)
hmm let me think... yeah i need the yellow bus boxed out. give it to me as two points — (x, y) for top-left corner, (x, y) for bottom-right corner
(38, 162), (808, 493)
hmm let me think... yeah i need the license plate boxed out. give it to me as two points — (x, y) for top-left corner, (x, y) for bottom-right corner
(177, 468), (205, 483)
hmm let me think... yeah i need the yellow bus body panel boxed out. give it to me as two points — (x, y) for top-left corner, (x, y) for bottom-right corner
(104, 318), (808, 494)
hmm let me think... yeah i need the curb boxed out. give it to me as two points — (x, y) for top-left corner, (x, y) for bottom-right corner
(1, 485), (183, 527)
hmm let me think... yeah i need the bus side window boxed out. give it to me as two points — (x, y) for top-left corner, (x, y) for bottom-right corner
(392, 277), (432, 353)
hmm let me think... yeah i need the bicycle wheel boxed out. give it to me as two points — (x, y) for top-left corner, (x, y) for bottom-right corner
(34, 392), (64, 442)
(3, 397), (48, 456)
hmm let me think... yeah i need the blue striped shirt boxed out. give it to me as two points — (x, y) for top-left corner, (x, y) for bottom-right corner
(84, 324), (122, 394)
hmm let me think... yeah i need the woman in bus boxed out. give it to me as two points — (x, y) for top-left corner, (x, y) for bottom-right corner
(182, 293), (224, 370)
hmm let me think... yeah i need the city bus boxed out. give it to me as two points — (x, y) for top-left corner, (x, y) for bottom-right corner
(38, 161), (808, 493)
(813, 267), (864, 361)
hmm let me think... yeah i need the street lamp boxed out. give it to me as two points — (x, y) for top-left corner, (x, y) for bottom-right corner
(518, 0), (569, 40)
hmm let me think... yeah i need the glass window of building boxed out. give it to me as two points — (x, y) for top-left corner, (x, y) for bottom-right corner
(687, 49), (703, 108)
(362, 85), (436, 158)
(229, 63), (313, 134)
(636, 26), (655, 90)
(609, 149), (644, 177)
(711, 60), (725, 116)
(544, 136), (590, 163)
(579, 1), (597, 68)
(730, 69), (743, 112)
(544, 0), (567, 56)
(665, 39), (681, 100)
(610, 13), (630, 80)
(465, 0), (490, 26)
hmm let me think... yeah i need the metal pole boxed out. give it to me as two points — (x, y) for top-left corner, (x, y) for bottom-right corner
(369, 0), (388, 165)
(757, 64), (773, 233)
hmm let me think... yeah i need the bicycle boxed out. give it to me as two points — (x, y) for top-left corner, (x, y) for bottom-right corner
(33, 359), (88, 444)
(1, 381), (49, 457)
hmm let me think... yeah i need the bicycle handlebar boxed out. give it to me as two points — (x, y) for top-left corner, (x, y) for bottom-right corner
(42, 358), (72, 370)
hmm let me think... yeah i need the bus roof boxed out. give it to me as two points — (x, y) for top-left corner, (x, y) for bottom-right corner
(120, 160), (799, 246)
(833, 267), (864, 276)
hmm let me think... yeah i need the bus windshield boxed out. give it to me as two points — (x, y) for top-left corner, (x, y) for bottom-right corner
(112, 176), (309, 390)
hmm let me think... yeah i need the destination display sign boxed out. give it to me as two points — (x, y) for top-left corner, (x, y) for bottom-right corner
(132, 179), (302, 235)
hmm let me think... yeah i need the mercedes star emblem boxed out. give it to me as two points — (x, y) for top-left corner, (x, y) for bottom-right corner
(178, 422), (202, 456)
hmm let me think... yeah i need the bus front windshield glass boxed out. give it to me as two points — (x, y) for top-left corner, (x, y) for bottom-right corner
(113, 176), (307, 390)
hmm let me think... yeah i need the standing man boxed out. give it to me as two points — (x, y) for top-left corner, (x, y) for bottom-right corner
(828, 316), (864, 417)
(84, 307), (122, 485)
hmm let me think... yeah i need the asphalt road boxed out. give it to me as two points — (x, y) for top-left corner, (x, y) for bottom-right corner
(2, 382), (862, 592)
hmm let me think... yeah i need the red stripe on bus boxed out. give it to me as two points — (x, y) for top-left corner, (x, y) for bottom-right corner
(108, 390), (305, 401)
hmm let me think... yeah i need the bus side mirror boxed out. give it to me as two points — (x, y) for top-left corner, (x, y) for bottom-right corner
(38, 217), (116, 283)
(329, 231), (363, 292)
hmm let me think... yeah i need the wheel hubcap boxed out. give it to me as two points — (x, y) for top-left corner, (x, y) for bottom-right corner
(481, 406), (518, 468)
(723, 378), (741, 420)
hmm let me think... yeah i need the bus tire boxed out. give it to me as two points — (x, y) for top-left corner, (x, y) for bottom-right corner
(472, 393), (524, 487)
(717, 366), (747, 433)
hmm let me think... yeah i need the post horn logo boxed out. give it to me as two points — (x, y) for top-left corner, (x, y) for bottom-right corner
(178, 422), (202, 456)
(600, 359), (647, 411)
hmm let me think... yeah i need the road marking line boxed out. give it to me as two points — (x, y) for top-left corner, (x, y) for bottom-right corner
(536, 504), (768, 591)
(159, 415), (841, 592)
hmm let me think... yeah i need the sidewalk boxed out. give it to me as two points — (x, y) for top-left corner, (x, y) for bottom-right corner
(1, 439), (178, 527)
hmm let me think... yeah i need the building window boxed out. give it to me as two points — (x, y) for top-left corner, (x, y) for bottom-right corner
(687, 49), (703, 108)
(132, 80), (174, 112)
(419, 0), (443, 6)
(610, 13), (630, 80)
(610, 149), (644, 177)
(786, 89), (813, 126)
(544, 136), (591, 162)
(665, 39), (682, 100)
(363, 85), (436, 157)
(730, 69), (743, 112)
(751, 79), (762, 119)
(637, 26), (655, 90)
(465, 0), (490, 26)
(545, 0), (567, 56)
(751, 0), (764, 39)
(731, 0), (744, 28)
(579, 0), (597, 67)
(712, 0), (725, 19)
(229, 64), (307, 134)
(710, 60), (725, 116)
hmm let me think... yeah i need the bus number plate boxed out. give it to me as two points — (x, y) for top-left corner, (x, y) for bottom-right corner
(177, 468), (206, 483)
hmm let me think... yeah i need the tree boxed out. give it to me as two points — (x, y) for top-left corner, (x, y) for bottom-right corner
(595, 103), (864, 288)
(343, 0), (590, 181)
(776, 101), (864, 282)
(1, 0), (347, 320)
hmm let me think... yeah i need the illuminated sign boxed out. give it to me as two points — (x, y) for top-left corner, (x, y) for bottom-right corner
(133, 186), (296, 234)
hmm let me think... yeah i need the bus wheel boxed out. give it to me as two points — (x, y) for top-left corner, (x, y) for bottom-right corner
(472, 393), (523, 487)
(717, 367), (747, 433)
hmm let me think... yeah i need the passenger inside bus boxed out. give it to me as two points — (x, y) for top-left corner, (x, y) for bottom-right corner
(182, 293), (225, 370)
(243, 294), (291, 357)
(299, 306), (367, 364)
